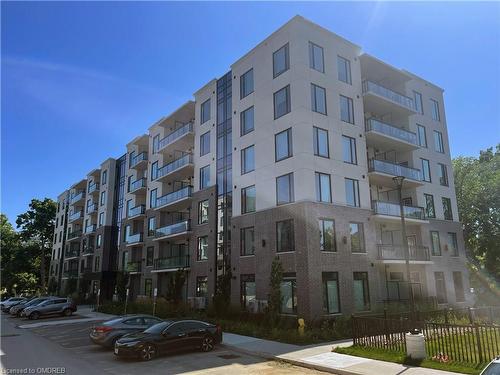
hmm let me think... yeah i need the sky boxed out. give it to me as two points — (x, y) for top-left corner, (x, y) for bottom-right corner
(1, 1), (499, 225)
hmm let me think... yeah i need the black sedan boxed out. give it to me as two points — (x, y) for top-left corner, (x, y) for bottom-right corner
(114, 319), (222, 361)
(90, 315), (164, 348)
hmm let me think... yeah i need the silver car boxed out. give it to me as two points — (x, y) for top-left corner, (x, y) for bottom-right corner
(22, 298), (77, 319)
(0, 297), (27, 312)
(10, 297), (52, 317)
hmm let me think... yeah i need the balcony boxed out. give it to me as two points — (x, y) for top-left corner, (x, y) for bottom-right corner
(68, 210), (84, 223)
(87, 203), (98, 215)
(362, 80), (416, 117)
(70, 190), (86, 205)
(128, 204), (146, 219)
(154, 220), (191, 241)
(155, 154), (194, 183)
(155, 122), (194, 154)
(365, 119), (418, 152)
(126, 261), (142, 274)
(84, 224), (96, 234)
(125, 232), (144, 246)
(155, 186), (192, 211)
(130, 152), (148, 169)
(82, 245), (94, 256)
(368, 159), (423, 188)
(63, 269), (79, 278)
(88, 182), (99, 195)
(372, 200), (427, 224)
(129, 178), (146, 194)
(377, 244), (431, 263)
(67, 229), (82, 241)
(152, 255), (190, 273)
(64, 248), (80, 259)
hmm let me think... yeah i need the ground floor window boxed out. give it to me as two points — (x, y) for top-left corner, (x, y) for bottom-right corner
(453, 271), (465, 302)
(353, 272), (370, 311)
(280, 273), (297, 314)
(196, 276), (208, 298)
(144, 279), (152, 297)
(240, 274), (256, 309)
(434, 271), (447, 303)
(322, 272), (340, 314)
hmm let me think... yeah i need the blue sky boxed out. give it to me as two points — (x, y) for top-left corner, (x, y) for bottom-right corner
(2, 2), (499, 224)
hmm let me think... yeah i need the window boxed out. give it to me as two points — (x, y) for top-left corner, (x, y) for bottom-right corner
(453, 272), (465, 302)
(201, 99), (211, 124)
(442, 197), (453, 220)
(319, 219), (336, 252)
(240, 106), (254, 136)
(152, 134), (159, 153)
(424, 193), (436, 218)
(240, 68), (254, 98)
(102, 170), (107, 185)
(313, 127), (329, 158)
(196, 276), (208, 297)
(96, 234), (102, 249)
(200, 165), (210, 189)
(200, 131), (210, 156)
(150, 189), (157, 209)
(421, 158), (431, 182)
(315, 172), (331, 203)
(350, 223), (365, 253)
(345, 178), (360, 207)
(438, 163), (449, 186)
(414, 91), (423, 114)
(198, 200), (209, 224)
(97, 212), (104, 227)
(276, 173), (294, 205)
(240, 274), (256, 309)
(339, 95), (354, 124)
(197, 236), (208, 260)
(311, 84), (327, 114)
(241, 227), (255, 256)
(280, 275), (297, 314)
(430, 231), (441, 256)
(342, 135), (357, 164)
(144, 279), (152, 297)
(417, 124), (427, 147)
(337, 56), (352, 84)
(430, 99), (440, 121)
(353, 272), (370, 311)
(275, 128), (292, 161)
(274, 85), (291, 119)
(434, 272), (447, 303)
(241, 185), (256, 214)
(434, 131), (445, 153)
(276, 219), (294, 253)
(146, 247), (154, 267)
(241, 145), (255, 174)
(309, 42), (324, 72)
(151, 161), (158, 181)
(448, 233), (459, 257)
(147, 217), (156, 236)
(100, 191), (106, 206)
(273, 43), (289, 78)
(323, 272), (340, 314)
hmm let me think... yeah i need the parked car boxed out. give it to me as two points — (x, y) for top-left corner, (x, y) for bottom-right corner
(481, 357), (500, 375)
(90, 315), (164, 348)
(0, 297), (27, 312)
(114, 319), (222, 361)
(21, 297), (77, 319)
(10, 297), (52, 317)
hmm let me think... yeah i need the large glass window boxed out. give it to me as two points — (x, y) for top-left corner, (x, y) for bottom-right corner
(241, 227), (255, 256)
(414, 91), (423, 114)
(240, 106), (254, 136)
(240, 68), (254, 99)
(448, 232), (459, 257)
(438, 163), (449, 186)
(442, 197), (453, 220)
(144, 279), (152, 297)
(337, 56), (352, 84)
(276, 173), (294, 205)
(198, 200), (209, 224)
(342, 135), (357, 164)
(100, 191), (106, 206)
(313, 127), (329, 158)
(200, 165), (210, 189)
(241, 274), (256, 309)
(434, 130), (445, 153)
(353, 272), (370, 311)
(151, 161), (158, 181)
(201, 99), (211, 124)
(345, 178), (360, 207)
(274, 85), (291, 119)
(200, 131), (210, 156)
(275, 128), (292, 161)
(101, 170), (107, 185)
(339, 95), (354, 124)
(350, 222), (365, 253)
(323, 272), (340, 314)
(280, 275), (297, 314)
(273, 43), (289, 78)
(98, 212), (104, 227)
(421, 158), (431, 182)
(453, 272), (465, 302)
(434, 271), (447, 303)
(319, 219), (336, 252)
(430, 231), (441, 256)
(309, 42), (324, 72)
(146, 247), (154, 267)
(147, 217), (156, 236)
(315, 172), (331, 203)
(150, 188), (157, 209)
(430, 99), (440, 121)
(311, 84), (327, 114)
(241, 185), (256, 214)
(276, 219), (294, 253)
(197, 236), (208, 260)
(417, 124), (427, 147)
(424, 193), (436, 218)
(241, 145), (255, 174)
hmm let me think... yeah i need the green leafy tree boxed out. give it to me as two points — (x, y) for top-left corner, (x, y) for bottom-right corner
(267, 256), (283, 326)
(213, 266), (232, 315)
(15, 198), (56, 292)
(166, 269), (186, 303)
(115, 271), (129, 302)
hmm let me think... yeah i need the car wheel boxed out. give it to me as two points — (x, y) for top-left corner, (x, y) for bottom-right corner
(62, 309), (72, 317)
(30, 312), (40, 320)
(200, 335), (214, 352)
(140, 344), (156, 361)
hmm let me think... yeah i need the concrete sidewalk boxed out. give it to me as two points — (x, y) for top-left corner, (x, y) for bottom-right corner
(222, 332), (460, 375)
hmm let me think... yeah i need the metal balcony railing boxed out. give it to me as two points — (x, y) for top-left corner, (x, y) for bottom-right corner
(372, 200), (426, 221)
(155, 122), (193, 153)
(67, 230), (82, 240)
(155, 154), (193, 181)
(87, 203), (98, 214)
(155, 220), (190, 239)
(130, 152), (148, 168)
(365, 118), (418, 145)
(84, 224), (97, 234)
(125, 232), (144, 245)
(153, 255), (190, 271)
(156, 186), (192, 209)
(64, 248), (80, 258)
(70, 190), (85, 204)
(88, 182), (99, 194)
(362, 80), (415, 111)
(129, 178), (146, 193)
(377, 244), (430, 261)
(368, 159), (421, 182)
(82, 245), (94, 255)
(68, 210), (83, 222)
(128, 205), (146, 218)
(63, 269), (79, 278)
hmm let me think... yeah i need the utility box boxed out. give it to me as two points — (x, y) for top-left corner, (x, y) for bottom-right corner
(406, 332), (426, 359)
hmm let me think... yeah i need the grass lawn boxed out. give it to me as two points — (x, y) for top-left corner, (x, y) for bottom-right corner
(334, 345), (485, 375)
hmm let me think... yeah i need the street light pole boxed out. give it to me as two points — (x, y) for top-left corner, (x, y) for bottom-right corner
(393, 176), (414, 315)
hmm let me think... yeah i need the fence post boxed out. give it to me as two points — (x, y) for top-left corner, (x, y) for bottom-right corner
(351, 315), (356, 345)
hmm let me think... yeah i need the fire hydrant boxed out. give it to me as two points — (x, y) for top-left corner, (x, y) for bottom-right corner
(298, 318), (305, 336)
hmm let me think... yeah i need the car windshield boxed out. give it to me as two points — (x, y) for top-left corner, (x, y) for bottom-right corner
(482, 362), (500, 375)
(144, 321), (172, 334)
(27, 298), (44, 306)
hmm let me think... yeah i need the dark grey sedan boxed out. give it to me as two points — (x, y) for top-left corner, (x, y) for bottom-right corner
(90, 315), (164, 348)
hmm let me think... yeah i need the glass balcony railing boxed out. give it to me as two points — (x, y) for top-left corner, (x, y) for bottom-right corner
(63, 269), (79, 278)
(129, 178), (146, 193)
(84, 224), (96, 234)
(88, 182), (99, 194)
(82, 245), (94, 255)
(368, 159), (421, 182)
(64, 248), (80, 258)
(68, 210), (83, 222)
(372, 200), (426, 221)
(125, 232), (143, 245)
(130, 152), (148, 168)
(155, 220), (190, 239)
(362, 80), (415, 111)
(155, 122), (193, 153)
(155, 154), (193, 181)
(67, 229), (82, 240)
(156, 186), (192, 209)
(154, 255), (190, 271)
(377, 244), (430, 261)
(128, 205), (146, 218)
(365, 118), (418, 146)
(87, 203), (98, 214)
(70, 190), (85, 204)
(126, 261), (142, 273)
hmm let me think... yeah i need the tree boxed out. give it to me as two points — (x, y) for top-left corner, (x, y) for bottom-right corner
(267, 256), (283, 325)
(16, 198), (56, 292)
(453, 144), (500, 279)
(166, 269), (186, 303)
(213, 266), (232, 315)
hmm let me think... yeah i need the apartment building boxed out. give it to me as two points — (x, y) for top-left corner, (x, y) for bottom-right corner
(49, 15), (471, 319)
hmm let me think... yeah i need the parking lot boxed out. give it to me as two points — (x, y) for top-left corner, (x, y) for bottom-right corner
(1, 313), (328, 374)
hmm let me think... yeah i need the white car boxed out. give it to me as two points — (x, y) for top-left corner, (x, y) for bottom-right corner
(481, 357), (500, 375)
(0, 297), (27, 311)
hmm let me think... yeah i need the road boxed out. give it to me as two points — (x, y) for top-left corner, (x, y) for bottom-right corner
(0, 312), (327, 374)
